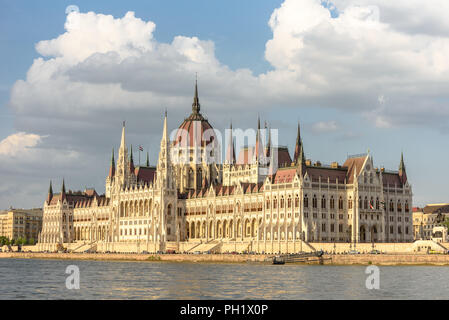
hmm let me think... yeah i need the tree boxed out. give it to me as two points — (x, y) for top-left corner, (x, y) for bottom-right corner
(441, 217), (449, 231)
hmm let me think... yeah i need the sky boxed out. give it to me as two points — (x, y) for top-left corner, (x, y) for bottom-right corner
(0, 0), (448, 209)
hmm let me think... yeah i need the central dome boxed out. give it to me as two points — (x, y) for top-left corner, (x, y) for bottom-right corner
(173, 82), (216, 148)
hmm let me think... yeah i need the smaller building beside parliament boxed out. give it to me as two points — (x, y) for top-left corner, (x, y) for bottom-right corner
(38, 83), (413, 253)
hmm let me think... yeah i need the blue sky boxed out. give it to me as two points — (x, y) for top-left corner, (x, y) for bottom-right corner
(0, 0), (448, 208)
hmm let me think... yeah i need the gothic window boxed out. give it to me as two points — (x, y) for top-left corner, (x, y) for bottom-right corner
(348, 197), (353, 210)
(280, 196), (285, 209)
(338, 197), (343, 210)
(390, 200), (394, 212)
(405, 201), (409, 213)
(287, 196), (292, 208)
(295, 194), (300, 207)
(330, 196), (335, 210)
(397, 200), (402, 212)
(304, 194), (309, 208)
(312, 195), (317, 209)
(376, 198), (380, 210)
(364, 197), (368, 210)
(321, 195), (326, 209)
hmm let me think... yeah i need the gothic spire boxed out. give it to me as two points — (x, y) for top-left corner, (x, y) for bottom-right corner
(129, 145), (135, 173)
(120, 121), (126, 151)
(293, 122), (302, 164)
(226, 122), (235, 164)
(254, 116), (264, 162)
(192, 78), (200, 115)
(61, 178), (66, 201)
(266, 123), (271, 158)
(46, 180), (53, 204)
(109, 148), (115, 178)
(399, 152), (405, 172)
(146, 151), (150, 167)
(399, 152), (407, 184)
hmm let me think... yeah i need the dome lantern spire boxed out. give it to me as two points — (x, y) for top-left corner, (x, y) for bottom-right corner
(192, 76), (200, 115)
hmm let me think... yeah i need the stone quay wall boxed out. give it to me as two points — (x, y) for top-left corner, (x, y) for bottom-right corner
(2, 252), (449, 265)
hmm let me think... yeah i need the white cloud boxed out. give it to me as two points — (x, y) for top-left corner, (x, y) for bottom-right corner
(4, 1), (449, 207)
(0, 132), (42, 157)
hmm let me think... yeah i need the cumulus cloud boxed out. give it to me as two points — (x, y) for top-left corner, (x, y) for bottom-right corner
(3, 0), (449, 207)
(0, 132), (42, 157)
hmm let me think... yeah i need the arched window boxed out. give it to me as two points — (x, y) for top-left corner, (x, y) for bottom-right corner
(364, 197), (368, 210)
(397, 200), (402, 212)
(348, 197), (353, 209)
(313, 195), (317, 208)
(273, 197), (278, 209)
(338, 197), (343, 210)
(287, 195), (292, 208)
(405, 201), (409, 213)
(280, 196), (285, 209)
(330, 196), (335, 209)
(295, 194), (300, 207)
(389, 200), (394, 212)
(304, 194), (309, 208)
(266, 198), (270, 210)
(376, 198), (380, 210)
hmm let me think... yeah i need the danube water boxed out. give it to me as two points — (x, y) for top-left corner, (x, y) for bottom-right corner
(0, 258), (448, 299)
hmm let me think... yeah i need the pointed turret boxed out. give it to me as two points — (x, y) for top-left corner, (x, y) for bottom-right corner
(120, 121), (126, 151)
(116, 121), (129, 186)
(157, 111), (173, 189)
(61, 179), (66, 202)
(192, 78), (200, 115)
(146, 151), (150, 167)
(265, 122), (271, 158)
(293, 122), (302, 164)
(108, 148), (115, 178)
(398, 152), (407, 184)
(225, 122), (235, 164)
(129, 145), (135, 173)
(46, 180), (53, 204)
(254, 116), (264, 163)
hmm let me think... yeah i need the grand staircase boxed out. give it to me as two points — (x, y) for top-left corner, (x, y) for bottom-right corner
(187, 240), (222, 253)
(70, 240), (98, 253)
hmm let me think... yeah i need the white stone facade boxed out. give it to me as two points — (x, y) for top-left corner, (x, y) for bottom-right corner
(38, 84), (413, 253)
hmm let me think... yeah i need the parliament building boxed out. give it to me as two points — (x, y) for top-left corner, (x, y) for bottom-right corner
(38, 83), (413, 253)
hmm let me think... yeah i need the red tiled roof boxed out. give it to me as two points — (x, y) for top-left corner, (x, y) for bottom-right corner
(134, 166), (156, 184)
(274, 168), (297, 184)
(305, 166), (347, 183)
(381, 172), (403, 187)
(276, 147), (292, 167)
(342, 156), (367, 183)
(173, 118), (216, 147)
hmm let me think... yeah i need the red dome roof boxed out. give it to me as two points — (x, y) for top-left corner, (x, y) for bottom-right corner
(174, 117), (216, 147)
(173, 81), (216, 147)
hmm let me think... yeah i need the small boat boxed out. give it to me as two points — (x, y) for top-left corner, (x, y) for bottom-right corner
(272, 256), (285, 265)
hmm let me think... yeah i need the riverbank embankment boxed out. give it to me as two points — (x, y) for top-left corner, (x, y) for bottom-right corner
(2, 252), (449, 265)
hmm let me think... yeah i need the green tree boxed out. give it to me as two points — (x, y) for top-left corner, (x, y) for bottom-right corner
(441, 217), (449, 230)
(28, 238), (35, 245)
